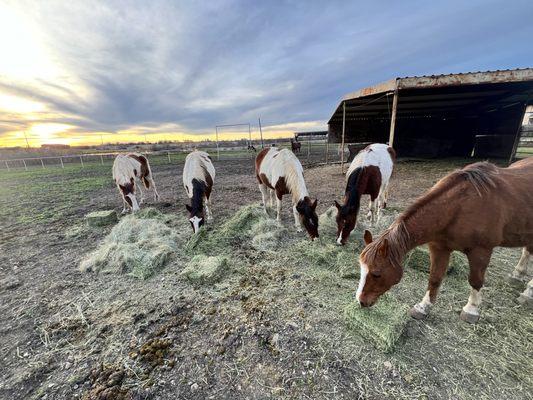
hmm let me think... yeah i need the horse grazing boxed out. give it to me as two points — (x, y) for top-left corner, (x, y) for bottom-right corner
(112, 153), (159, 213)
(183, 150), (215, 233)
(334, 143), (395, 245)
(290, 138), (301, 153)
(247, 144), (257, 152)
(357, 158), (533, 323)
(255, 147), (319, 239)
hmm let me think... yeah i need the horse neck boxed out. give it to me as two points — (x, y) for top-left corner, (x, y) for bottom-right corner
(191, 182), (205, 214)
(344, 167), (364, 210)
(285, 163), (308, 202)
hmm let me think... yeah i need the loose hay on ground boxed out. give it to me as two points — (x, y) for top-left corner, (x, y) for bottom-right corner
(344, 296), (410, 352)
(180, 255), (230, 284)
(404, 245), (469, 274)
(79, 211), (183, 279)
(86, 210), (118, 227)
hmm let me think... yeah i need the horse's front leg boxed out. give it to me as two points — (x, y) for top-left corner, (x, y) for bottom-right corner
(460, 247), (492, 323)
(259, 184), (269, 215)
(518, 277), (533, 307)
(269, 189), (275, 208)
(410, 243), (451, 319)
(204, 196), (213, 221)
(293, 205), (303, 232)
(508, 247), (531, 285)
(276, 195), (282, 223)
(121, 197), (128, 214)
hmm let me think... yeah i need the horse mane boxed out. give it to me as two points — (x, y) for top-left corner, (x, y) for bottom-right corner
(361, 220), (410, 268)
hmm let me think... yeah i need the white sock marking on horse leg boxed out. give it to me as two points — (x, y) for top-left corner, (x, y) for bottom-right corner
(128, 193), (139, 212)
(205, 198), (213, 221)
(336, 233), (343, 245)
(413, 291), (433, 315)
(512, 248), (531, 278)
(462, 289), (482, 316)
(356, 263), (368, 303)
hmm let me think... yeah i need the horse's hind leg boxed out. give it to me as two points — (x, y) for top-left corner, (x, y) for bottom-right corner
(460, 247), (492, 324)
(269, 189), (275, 208)
(148, 176), (160, 201)
(518, 277), (533, 308)
(508, 248), (531, 286)
(410, 244), (451, 320)
(137, 182), (144, 204)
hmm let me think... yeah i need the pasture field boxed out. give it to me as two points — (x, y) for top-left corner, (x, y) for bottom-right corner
(0, 158), (531, 399)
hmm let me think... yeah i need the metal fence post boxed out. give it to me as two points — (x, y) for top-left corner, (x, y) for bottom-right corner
(100, 154), (104, 165)
(167, 151), (171, 163)
(5, 161), (9, 171)
(41, 159), (45, 169)
(60, 157), (64, 168)
(80, 156), (84, 168)
(22, 159), (27, 171)
(307, 139), (310, 162)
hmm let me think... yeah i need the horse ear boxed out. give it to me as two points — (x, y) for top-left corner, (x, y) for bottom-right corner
(334, 200), (341, 210)
(185, 204), (192, 212)
(311, 199), (318, 210)
(363, 230), (373, 245)
(378, 238), (389, 257)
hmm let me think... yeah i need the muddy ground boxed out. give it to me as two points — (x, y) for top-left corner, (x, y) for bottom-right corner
(0, 157), (531, 400)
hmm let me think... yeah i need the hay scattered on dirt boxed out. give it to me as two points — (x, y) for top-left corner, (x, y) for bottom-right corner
(250, 219), (288, 251)
(318, 206), (338, 235)
(344, 296), (410, 352)
(180, 254), (230, 284)
(79, 212), (182, 279)
(404, 245), (469, 274)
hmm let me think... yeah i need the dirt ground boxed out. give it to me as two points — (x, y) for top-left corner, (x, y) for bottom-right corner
(0, 157), (531, 400)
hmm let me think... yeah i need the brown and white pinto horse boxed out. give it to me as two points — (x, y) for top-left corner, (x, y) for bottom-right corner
(255, 147), (319, 239)
(357, 158), (533, 323)
(183, 150), (215, 233)
(334, 143), (395, 245)
(112, 153), (159, 213)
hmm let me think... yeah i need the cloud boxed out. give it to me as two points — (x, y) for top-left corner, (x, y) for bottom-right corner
(0, 0), (532, 145)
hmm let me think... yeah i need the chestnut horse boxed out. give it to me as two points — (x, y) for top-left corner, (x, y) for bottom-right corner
(183, 150), (215, 233)
(357, 158), (533, 323)
(290, 138), (301, 153)
(255, 147), (319, 239)
(112, 153), (159, 213)
(334, 143), (395, 245)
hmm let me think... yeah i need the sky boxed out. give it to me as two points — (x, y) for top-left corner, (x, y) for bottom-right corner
(0, 0), (532, 147)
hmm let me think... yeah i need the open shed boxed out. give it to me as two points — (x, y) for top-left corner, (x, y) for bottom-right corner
(328, 69), (533, 160)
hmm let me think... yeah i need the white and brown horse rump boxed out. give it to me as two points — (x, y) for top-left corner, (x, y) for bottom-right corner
(112, 153), (159, 213)
(335, 143), (395, 245)
(255, 147), (318, 239)
(357, 157), (533, 323)
(183, 150), (216, 233)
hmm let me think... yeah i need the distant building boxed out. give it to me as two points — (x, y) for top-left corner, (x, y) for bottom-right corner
(41, 143), (70, 149)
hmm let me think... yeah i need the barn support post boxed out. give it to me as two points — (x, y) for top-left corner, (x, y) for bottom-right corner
(509, 101), (529, 164)
(60, 157), (64, 168)
(325, 135), (329, 164)
(22, 159), (27, 171)
(259, 118), (264, 148)
(341, 101), (346, 173)
(388, 87), (399, 148)
(215, 126), (220, 161)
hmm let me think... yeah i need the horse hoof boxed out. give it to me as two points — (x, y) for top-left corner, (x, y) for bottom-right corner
(409, 307), (428, 320)
(460, 310), (480, 324)
(517, 293), (533, 309)
(506, 273), (528, 288)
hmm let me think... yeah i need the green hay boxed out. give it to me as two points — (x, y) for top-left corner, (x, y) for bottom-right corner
(86, 210), (117, 227)
(292, 239), (358, 275)
(250, 219), (288, 251)
(404, 245), (469, 274)
(79, 214), (182, 279)
(318, 206), (338, 236)
(180, 255), (229, 284)
(344, 295), (410, 352)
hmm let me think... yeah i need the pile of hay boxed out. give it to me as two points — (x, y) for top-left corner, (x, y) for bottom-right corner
(250, 219), (288, 251)
(344, 295), (410, 352)
(318, 206), (338, 236)
(404, 245), (468, 274)
(180, 255), (229, 284)
(79, 211), (183, 279)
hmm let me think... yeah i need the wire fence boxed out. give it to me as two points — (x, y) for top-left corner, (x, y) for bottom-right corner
(0, 139), (349, 172)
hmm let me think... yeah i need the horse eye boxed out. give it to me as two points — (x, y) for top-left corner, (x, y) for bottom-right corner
(371, 271), (381, 278)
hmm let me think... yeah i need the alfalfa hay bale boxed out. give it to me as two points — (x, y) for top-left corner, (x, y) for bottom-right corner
(344, 295), (409, 352)
(180, 255), (229, 284)
(86, 210), (118, 227)
(79, 214), (181, 279)
(404, 246), (468, 274)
